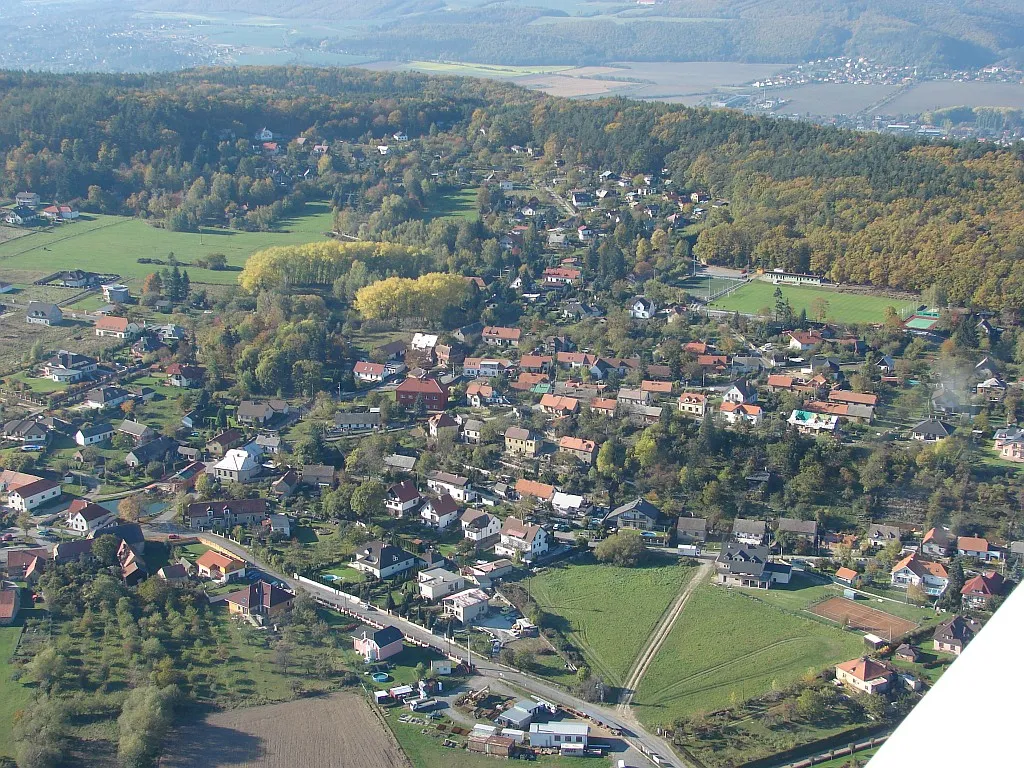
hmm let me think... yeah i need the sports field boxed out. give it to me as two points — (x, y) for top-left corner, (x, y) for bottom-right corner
(810, 596), (917, 638)
(528, 557), (695, 687)
(710, 280), (911, 323)
(632, 584), (864, 728)
(0, 202), (336, 287)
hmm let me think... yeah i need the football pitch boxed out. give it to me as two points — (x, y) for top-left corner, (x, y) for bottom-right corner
(710, 280), (912, 324)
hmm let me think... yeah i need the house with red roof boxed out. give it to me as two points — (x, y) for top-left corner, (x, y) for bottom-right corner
(961, 571), (1004, 609)
(396, 377), (448, 410)
(957, 535), (1000, 562)
(891, 552), (948, 596)
(482, 326), (522, 347)
(835, 657), (894, 694)
(94, 316), (141, 339)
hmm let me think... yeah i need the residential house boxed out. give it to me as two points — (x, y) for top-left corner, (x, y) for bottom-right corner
(165, 364), (205, 388)
(482, 326), (522, 348)
(41, 204), (78, 222)
(117, 419), (155, 444)
(788, 410), (839, 436)
(629, 296), (656, 319)
(15, 191), (40, 208)
(676, 517), (708, 545)
(236, 399), (289, 426)
(551, 491), (587, 517)
(427, 412), (460, 441)
(157, 565), (189, 586)
(418, 567), (466, 601)
(604, 497), (670, 542)
(8, 478), (61, 511)
(225, 581), (294, 621)
(300, 464), (336, 489)
(84, 385), (131, 410)
(891, 553), (949, 596)
(558, 436), (596, 464)
(677, 392), (708, 420)
(828, 390), (879, 408)
(933, 615), (982, 656)
(44, 351), (97, 383)
(723, 380), (757, 405)
(732, 518), (768, 546)
(641, 380), (673, 399)
(333, 411), (382, 432)
(354, 361), (387, 383)
(719, 401), (762, 426)
(961, 571), (1004, 609)
(271, 470), (299, 498)
(540, 394), (579, 417)
(495, 517), (549, 562)
(529, 722), (589, 750)
(867, 523), (902, 548)
(195, 550), (246, 583)
(265, 513), (292, 538)
(462, 418), (483, 444)
(213, 447), (261, 484)
(835, 657), (894, 695)
(353, 626), (404, 662)
(410, 333), (439, 362)
(776, 518), (819, 547)
(505, 426), (540, 457)
(908, 419), (951, 443)
(788, 330), (824, 352)
(386, 480), (421, 518)
(0, 588), (21, 627)
(514, 479), (555, 503)
(426, 471), (476, 502)
(460, 509), (501, 546)
(922, 526), (955, 558)
(184, 499), (268, 530)
(66, 499), (116, 535)
(834, 567), (861, 586)
(2, 418), (49, 445)
(463, 358), (514, 379)
(6, 205), (38, 225)
(957, 536), (999, 562)
(420, 494), (460, 529)
(589, 397), (618, 417)
(715, 543), (792, 589)
(94, 316), (140, 339)
(520, 355), (553, 374)
(351, 541), (418, 579)
(206, 429), (243, 457)
(7, 549), (47, 580)
(444, 588), (490, 624)
(395, 377), (449, 410)
(26, 302), (63, 326)
(977, 377), (1007, 402)
(124, 436), (176, 469)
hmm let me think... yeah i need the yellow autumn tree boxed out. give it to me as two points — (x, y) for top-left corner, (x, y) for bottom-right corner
(354, 273), (468, 323)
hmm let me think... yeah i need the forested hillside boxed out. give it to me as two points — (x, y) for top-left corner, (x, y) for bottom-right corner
(2, 66), (1024, 308)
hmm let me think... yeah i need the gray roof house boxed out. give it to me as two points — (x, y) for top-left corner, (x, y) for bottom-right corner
(776, 518), (819, 543)
(732, 518), (768, 545)
(715, 543), (792, 589)
(676, 517), (708, 544)
(26, 302), (63, 326)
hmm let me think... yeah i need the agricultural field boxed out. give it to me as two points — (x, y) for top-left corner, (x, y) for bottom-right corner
(710, 280), (913, 324)
(527, 556), (695, 686)
(0, 202), (337, 289)
(632, 584), (864, 729)
(165, 692), (411, 768)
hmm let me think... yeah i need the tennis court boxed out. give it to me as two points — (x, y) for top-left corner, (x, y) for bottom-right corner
(809, 596), (917, 639)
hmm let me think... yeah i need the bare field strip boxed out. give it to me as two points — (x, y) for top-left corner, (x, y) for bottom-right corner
(162, 692), (411, 768)
(809, 597), (917, 638)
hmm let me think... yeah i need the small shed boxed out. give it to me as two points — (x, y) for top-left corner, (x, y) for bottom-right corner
(863, 633), (886, 650)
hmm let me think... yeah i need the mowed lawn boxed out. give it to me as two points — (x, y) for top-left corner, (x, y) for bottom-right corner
(632, 585), (864, 728)
(0, 202), (336, 286)
(424, 187), (480, 221)
(710, 280), (912, 324)
(0, 625), (31, 757)
(528, 557), (694, 687)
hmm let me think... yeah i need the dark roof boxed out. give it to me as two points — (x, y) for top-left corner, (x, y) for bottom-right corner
(426, 494), (460, 516)
(732, 518), (767, 536)
(208, 428), (243, 447)
(225, 580), (294, 612)
(184, 498), (268, 519)
(777, 518), (818, 536)
(334, 411), (382, 425)
(604, 497), (663, 524)
(91, 522), (144, 544)
(78, 423), (114, 438)
(716, 543), (783, 578)
(388, 480), (420, 503)
(355, 541), (416, 570)
(371, 626), (403, 647)
(934, 615), (982, 645)
(912, 418), (953, 438)
(126, 436), (177, 464)
(676, 517), (707, 534)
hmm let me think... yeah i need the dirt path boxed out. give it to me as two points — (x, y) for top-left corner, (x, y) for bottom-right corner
(616, 562), (711, 724)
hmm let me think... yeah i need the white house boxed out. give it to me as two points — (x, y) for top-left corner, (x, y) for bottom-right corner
(719, 402), (763, 426)
(420, 494), (460, 529)
(552, 492), (587, 517)
(213, 448), (261, 484)
(351, 541), (418, 580)
(426, 471), (477, 503)
(75, 423), (114, 447)
(891, 553), (949, 596)
(460, 509), (501, 543)
(629, 296), (656, 320)
(8, 479), (61, 511)
(386, 480), (421, 518)
(418, 568), (466, 601)
(443, 588), (490, 624)
(66, 501), (116, 535)
(722, 380), (757, 405)
(495, 517), (549, 562)
(529, 722), (589, 749)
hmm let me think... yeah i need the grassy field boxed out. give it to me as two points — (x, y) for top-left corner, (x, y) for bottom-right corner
(710, 280), (913, 324)
(396, 61), (573, 79)
(527, 556), (695, 687)
(424, 188), (480, 221)
(632, 584), (864, 728)
(0, 625), (31, 757)
(0, 202), (336, 287)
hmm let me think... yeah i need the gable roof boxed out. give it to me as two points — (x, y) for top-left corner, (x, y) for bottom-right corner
(514, 478), (555, 500)
(196, 550), (245, 572)
(500, 516), (543, 543)
(836, 656), (892, 683)
(892, 552), (948, 580)
(388, 480), (420, 503)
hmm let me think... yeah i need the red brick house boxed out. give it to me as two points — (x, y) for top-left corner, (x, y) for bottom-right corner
(395, 377), (448, 410)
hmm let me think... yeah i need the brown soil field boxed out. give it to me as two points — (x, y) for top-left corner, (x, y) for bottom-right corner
(161, 692), (412, 768)
(810, 597), (917, 639)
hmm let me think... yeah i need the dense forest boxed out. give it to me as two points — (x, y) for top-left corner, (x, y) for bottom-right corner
(3, 67), (1024, 307)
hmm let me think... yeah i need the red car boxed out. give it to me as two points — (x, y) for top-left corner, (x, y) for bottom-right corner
(167, 534), (180, 540)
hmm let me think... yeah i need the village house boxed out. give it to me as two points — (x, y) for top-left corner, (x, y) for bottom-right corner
(44, 351), (97, 383)
(776, 518), (819, 547)
(463, 358), (515, 378)
(514, 478), (556, 503)
(165, 364), (206, 388)
(867, 523), (902, 548)
(236, 399), (289, 426)
(462, 418), (483, 444)
(444, 588), (491, 624)
(891, 552), (949, 596)
(732, 518), (768, 546)
(117, 419), (155, 444)
(677, 392), (709, 420)
(834, 567), (861, 587)
(540, 394), (580, 417)
(466, 381), (504, 408)
(124, 435), (176, 469)
(84, 385), (131, 410)
(2, 418), (49, 445)
(957, 535), (999, 561)
(676, 517), (708, 545)
(420, 494), (461, 529)
(788, 409), (839, 436)
(961, 571), (1004, 609)
(225, 581), (294, 621)
(66, 499), (116, 535)
(418, 567), (466, 601)
(184, 499), (268, 530)
(74, 423), (114, 447)
(427, 412), (460, 442)
(723, 380), (757, 405)
(333, 411), (382, 432)
(0, 588), (21, 627)
(558, 436), (597, 464)
(396, 377), (449, 410)
(213, 447), (261, 484)
(495, 517), (549, 562)
(520, 355), (553, 374)
(351, 541), (418, 579)
(94, 316), (141, 339)
(353, 626), (403, 662)
(482, 326), (522, 347)
(461, 509), (502, 546)
(910, 418), (953, 442)
(386, 480), (421, 518)
(629, 296), (656, 320)
(719, 401), (762, 426)
(788, 330), (825, 352)
(426, 471), (476, 502)
(715, 543), (792, 589)
(196, 550), (246, 583)
(604, 497), (671, 543)
(835, 657), (894, 695)
(26, 302), (63, 326)
(15, 191), (40, 208)
(8, 478), (61, 511)
(933, 615), (982, 656)
(922, 526), (955, 557)
(505, 426), (540, 457)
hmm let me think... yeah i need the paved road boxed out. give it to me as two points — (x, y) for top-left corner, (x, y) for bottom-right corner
(194, 533), (685, 766)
